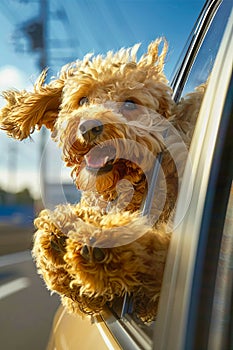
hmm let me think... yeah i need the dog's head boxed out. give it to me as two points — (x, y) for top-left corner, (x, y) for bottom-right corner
(0, 38), (175, 206)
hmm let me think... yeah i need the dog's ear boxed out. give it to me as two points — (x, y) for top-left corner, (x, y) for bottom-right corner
(147, 37), (168, 70)
(138, 38), (173, 119)
(0, 70), (65, 140)
(139, 37), (168, 76)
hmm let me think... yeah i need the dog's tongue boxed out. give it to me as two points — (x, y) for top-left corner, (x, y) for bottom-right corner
(84, 146), (116, 169)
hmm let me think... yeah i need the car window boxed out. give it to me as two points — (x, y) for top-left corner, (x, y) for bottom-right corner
(172, 0), (232, 101)
(101, 1), (232, 348)
(180, 0), (232, 97)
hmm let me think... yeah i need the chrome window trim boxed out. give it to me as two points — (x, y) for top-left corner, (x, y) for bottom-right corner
(153, 8), (233, 350)
(171, 0), (222, 101)
(99, 308), (152, 350)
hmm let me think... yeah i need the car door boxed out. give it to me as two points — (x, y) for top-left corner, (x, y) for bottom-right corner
(154, 2), (233, 349)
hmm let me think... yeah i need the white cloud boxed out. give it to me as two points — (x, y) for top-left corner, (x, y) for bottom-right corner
(0, 65), (28, 90)
(0, 65), (33, 107)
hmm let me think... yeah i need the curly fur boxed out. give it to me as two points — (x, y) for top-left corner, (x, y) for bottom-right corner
(33, 204), (169, 322)
(0, 38), (206, 322)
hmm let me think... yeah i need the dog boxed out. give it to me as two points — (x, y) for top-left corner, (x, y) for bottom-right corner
(0, 38), (206, 322)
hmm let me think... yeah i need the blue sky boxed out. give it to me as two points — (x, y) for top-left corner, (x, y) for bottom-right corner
(0, 0), (205, 198)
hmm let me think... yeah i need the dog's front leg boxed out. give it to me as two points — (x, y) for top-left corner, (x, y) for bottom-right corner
(32, 204), (170, 322)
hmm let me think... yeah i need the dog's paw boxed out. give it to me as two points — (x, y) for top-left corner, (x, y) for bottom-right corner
(32, 205), (170, 321)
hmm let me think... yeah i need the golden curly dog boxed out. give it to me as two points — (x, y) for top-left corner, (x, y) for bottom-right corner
(0, 38), (206, 322)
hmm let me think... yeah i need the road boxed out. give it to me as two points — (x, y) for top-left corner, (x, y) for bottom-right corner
(0, 224), (33, 256)
(0, 247), (60, 350)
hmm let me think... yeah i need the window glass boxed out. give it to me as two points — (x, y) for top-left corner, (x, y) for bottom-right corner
(180, 0), (232, 97)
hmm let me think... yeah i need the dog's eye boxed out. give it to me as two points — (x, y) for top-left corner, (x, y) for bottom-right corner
(122, 100), (137, 111)
(79, 97), (89, 106)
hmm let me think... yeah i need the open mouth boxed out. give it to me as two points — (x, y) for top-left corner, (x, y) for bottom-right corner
(84, 145), (116, 174)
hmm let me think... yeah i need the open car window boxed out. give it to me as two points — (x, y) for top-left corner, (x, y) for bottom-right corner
(99, 1), (233, 349)
(172, 0), (232, 100)
(178, 0), (232, 97)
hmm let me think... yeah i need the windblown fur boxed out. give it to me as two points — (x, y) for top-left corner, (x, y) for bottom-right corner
(0, 38), (206, 322)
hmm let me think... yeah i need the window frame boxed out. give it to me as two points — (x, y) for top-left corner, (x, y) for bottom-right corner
(170, 0), (222, 101)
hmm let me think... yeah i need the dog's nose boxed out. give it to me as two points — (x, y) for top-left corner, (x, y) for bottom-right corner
(79, 119), (103, 142)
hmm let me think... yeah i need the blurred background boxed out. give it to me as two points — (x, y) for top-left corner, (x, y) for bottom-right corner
(0, 1), (205, 349)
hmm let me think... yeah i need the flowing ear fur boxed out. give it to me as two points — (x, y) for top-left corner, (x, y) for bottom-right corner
(138, 37), (168, 77)
(0, 70), (65, 140)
